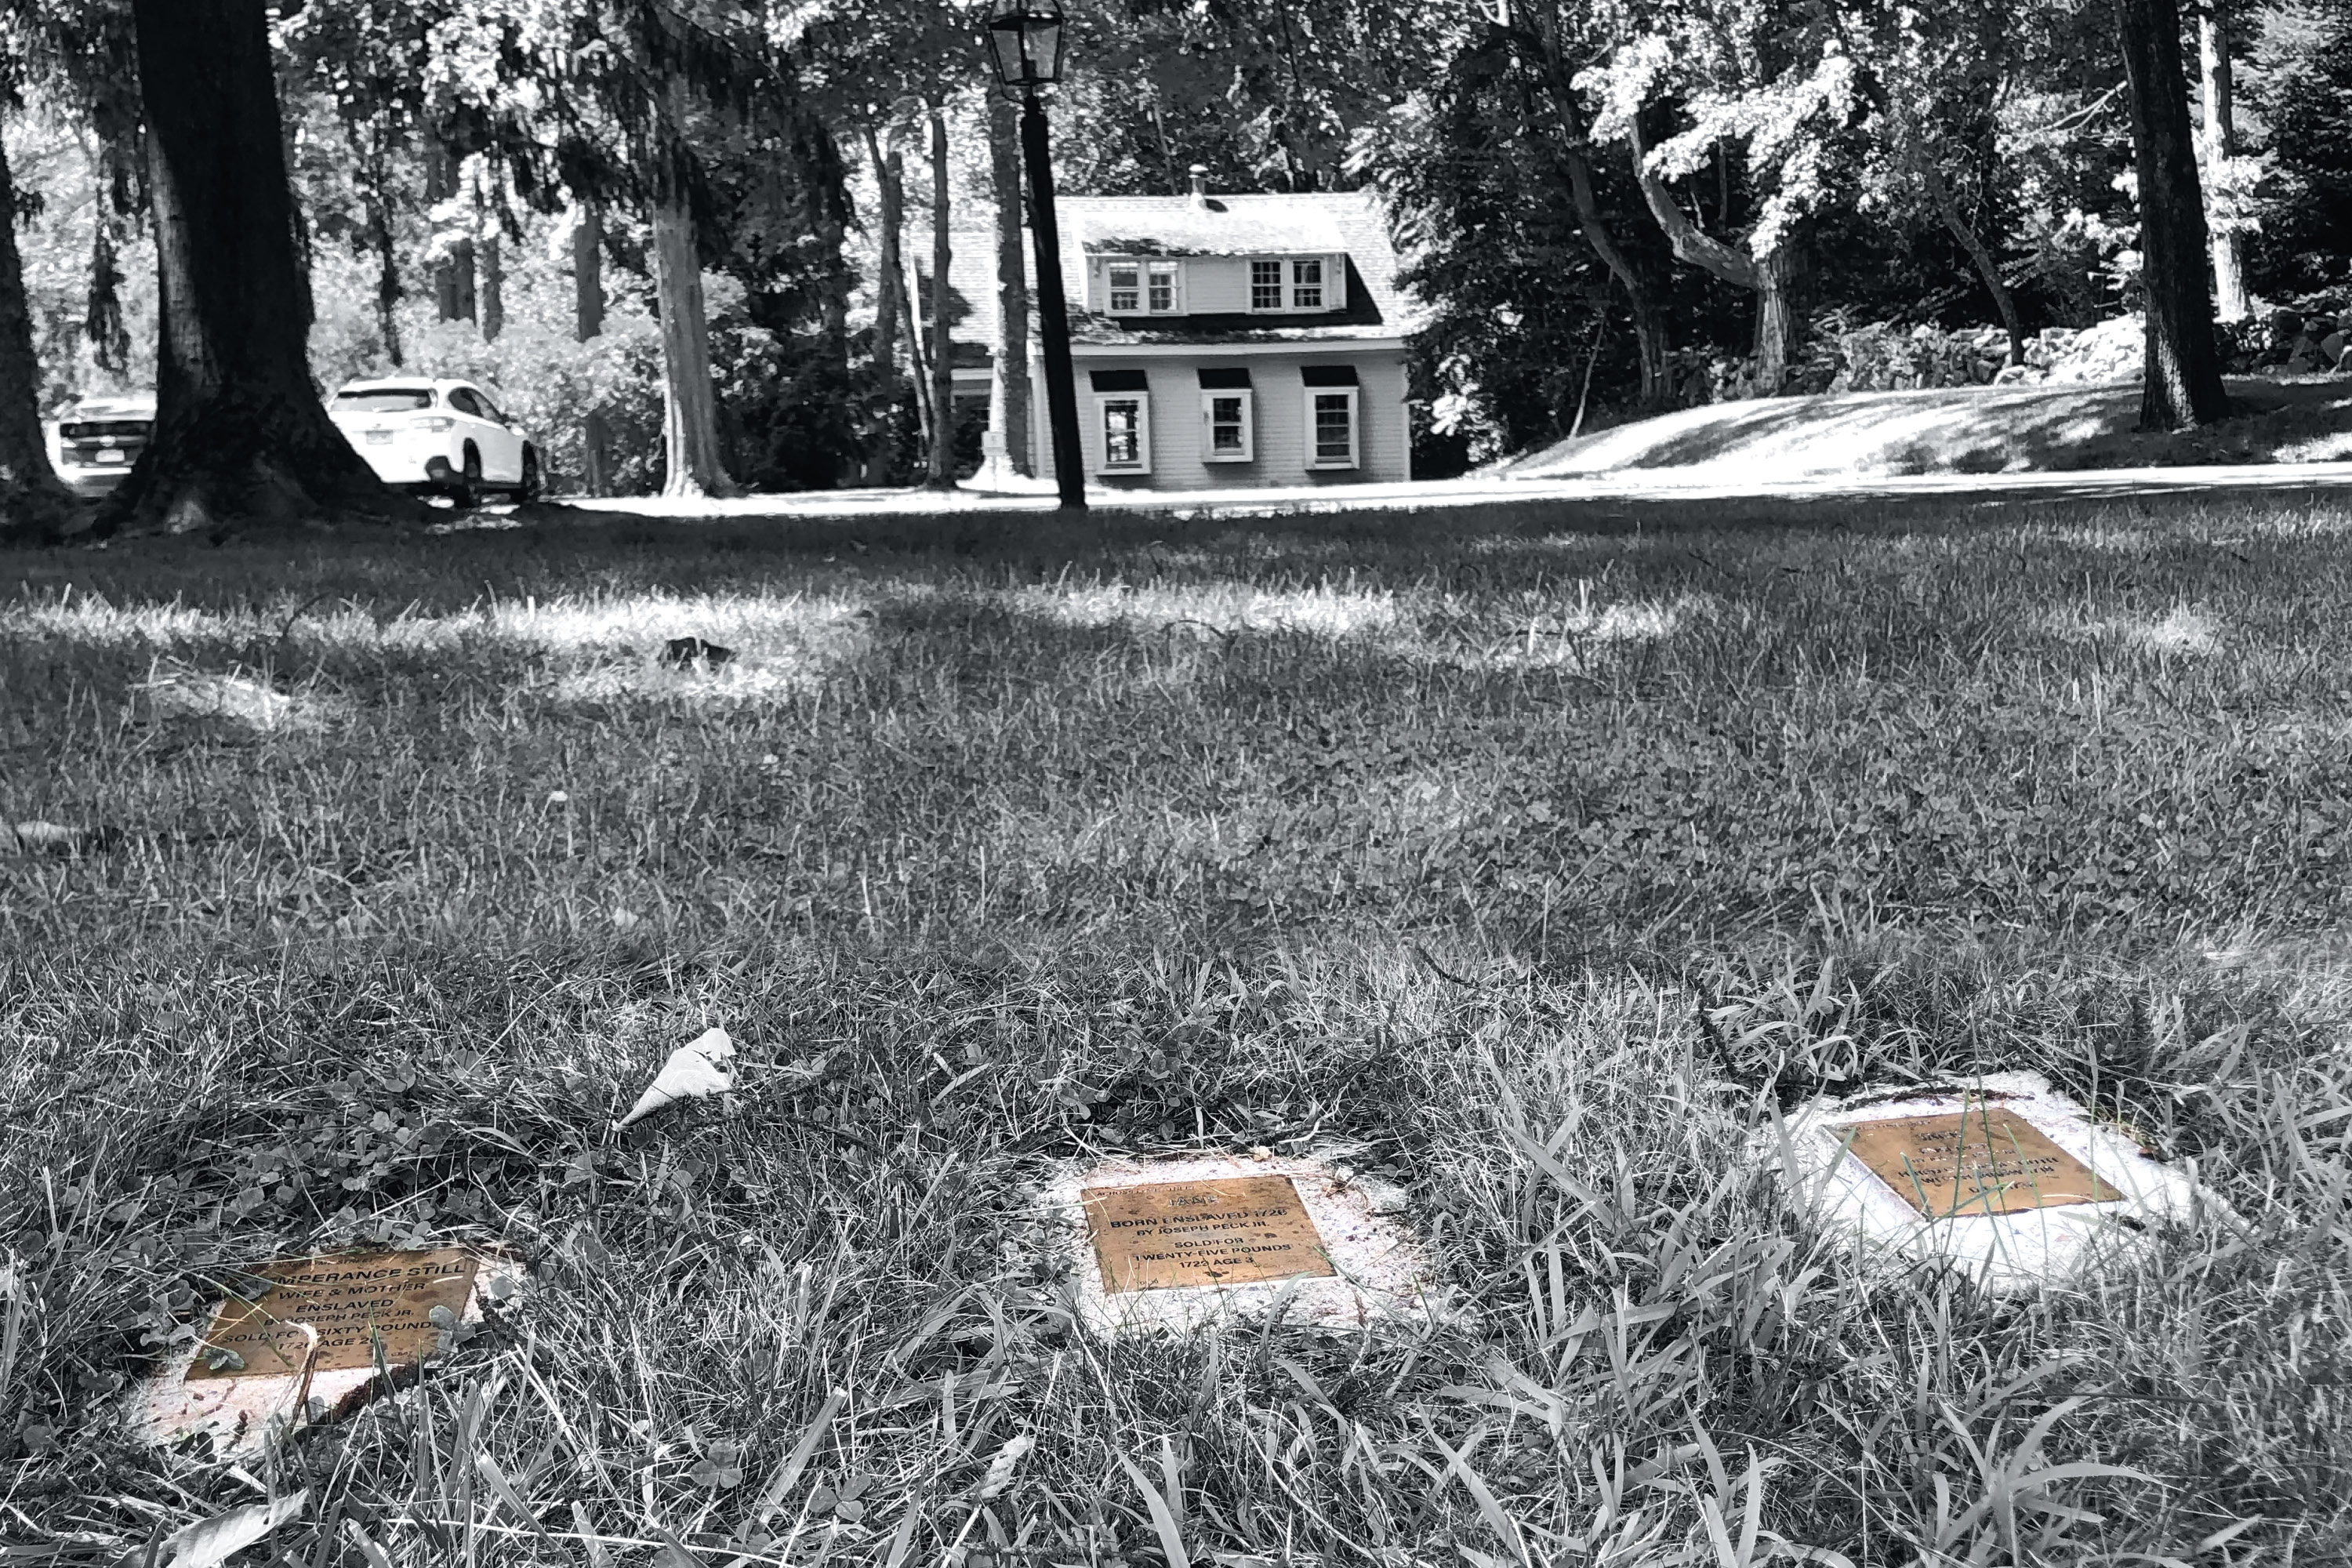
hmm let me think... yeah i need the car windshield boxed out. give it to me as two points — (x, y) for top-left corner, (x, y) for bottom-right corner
(335, 389), (436, 412)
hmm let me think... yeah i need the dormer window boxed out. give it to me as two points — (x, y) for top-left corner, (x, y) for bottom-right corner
(1108, 261), (1141, 313)
(1250, 260), (1283, 310)
(1103, 257), (1182, 315)
(1244, 256), (1336, 314)
(1292, 258), (1323, 309)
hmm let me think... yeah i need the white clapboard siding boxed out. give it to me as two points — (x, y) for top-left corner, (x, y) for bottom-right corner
(1033, 349), (1409, 490)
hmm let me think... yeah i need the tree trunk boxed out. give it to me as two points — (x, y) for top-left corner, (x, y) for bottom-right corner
(652, 180), (735, 497)
(866, 127), (902, 485)
(1563, 144), (1672, 410)
(1634, 310), (1672, 409)
(100, 0), (418, 536)
(427, 136), (474, 323)
(346, 118), (402, 367)
(818, 216), (849, 369)
(88, 219), (133, 374)
(2199, 0), (2249, 322)
(477, 159), (505, 342)
(2115, 0), (2230, 427)
(1523, 20), (1675, 412)
(573, 196), (611, 497)
(574, 197), (605, 339)
(650, 73), (733, 498)
(882, 138), (935, 460)
(900, 244), (935, 455)
(1624, 117), (1758, 292)
(370, 194), (402, 366)
(925, 106), (956, 489)
(481, 232), (504, 343)
(1906, 128), (2027, 364)
(987, 90), (1032, 477)
(0, 126), (78, 540)
(1624, 114), (1800, 397)
(1754, 244), (1795, 394)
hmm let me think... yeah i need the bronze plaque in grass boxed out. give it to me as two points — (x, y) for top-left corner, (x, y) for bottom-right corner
(1844, 1109), (2115, 1218)
(1083, 1175), (1336, 1293)
(187, 1248), (478, 1379)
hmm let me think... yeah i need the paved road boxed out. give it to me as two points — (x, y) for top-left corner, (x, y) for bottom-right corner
(547, 459), (2352, 527)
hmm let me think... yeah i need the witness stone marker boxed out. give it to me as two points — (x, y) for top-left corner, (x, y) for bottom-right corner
(130, 1246), (517, 1457)
(1843, 1109), (2114, 1218)
(1082, 1174), (1335, 1293)
(190, 1247), (478, 1378)
(1045, 1151), (1443, 1336)
(1775, 1069), (2225, 1294)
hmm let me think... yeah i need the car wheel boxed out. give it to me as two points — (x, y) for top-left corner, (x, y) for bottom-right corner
(451, 445), (483, 509)
(517, 447), (543, 503)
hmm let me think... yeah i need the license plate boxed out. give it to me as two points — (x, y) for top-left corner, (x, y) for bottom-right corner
(94, 449), (125, 463)
(365, 430), (394, 445)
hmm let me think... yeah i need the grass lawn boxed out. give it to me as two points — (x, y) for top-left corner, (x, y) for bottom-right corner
(4, 490), (2350, 1564)
(1506, 376), (2352, 483)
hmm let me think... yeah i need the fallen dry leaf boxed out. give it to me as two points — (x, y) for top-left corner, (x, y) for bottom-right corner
(617, 1027), (735, 1129)
(5, 821), (84, 854)
(161, 1490), (307, 1568)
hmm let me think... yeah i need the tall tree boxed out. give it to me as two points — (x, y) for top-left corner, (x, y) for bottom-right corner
(923, 100), (953, 488)
(985, 89), (1030, 477)
(648, 71), (735, 496)
(426, 135), (475, 322)
(2198, 0), (2249, 321)
(1842, 0), (2032, 365)
(573, 195), (613, 495)
(1584, 22), (1856, 395)
(1515, 0), (1674, 409)
(2114, 0), (2228, 427)
(500, 0), (759, 497)
(863, 122), (906, 484)
(0, 109), (76, 539)
(2245, 0), (2352, 296)
(103, 0), (417, 534)
(477, 161), (505, 343)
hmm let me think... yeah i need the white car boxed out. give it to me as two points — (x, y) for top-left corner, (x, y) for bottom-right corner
(328, 378), (543, 505)
(49, 394), (155, 498)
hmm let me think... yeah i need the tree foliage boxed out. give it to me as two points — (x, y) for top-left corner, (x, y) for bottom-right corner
(4, 0), (2347, 528)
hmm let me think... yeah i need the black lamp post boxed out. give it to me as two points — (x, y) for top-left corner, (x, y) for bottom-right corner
(983, 0), (1086, 510)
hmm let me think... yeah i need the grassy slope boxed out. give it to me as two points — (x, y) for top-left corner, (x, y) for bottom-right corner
(3, 493), (2350, 1563)
(1506, 376), (2352, 482)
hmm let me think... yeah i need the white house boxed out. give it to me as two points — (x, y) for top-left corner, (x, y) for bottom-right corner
(941, 173), (1422, 492)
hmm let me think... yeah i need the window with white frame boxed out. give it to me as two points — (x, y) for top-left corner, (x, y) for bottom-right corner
(1203, 393), (1253, 459)
(1250, 260), (1284, 311)
(1198, 369), (1254, 462)
(1291, 257), (1325, 309)
(1301, 365), (1359, 469)
(1091, 370), (1152, 473)
(1106, 260), (1141, 314)
(1104, 258), (1183, 314)
(1100, 398), (1148, 469)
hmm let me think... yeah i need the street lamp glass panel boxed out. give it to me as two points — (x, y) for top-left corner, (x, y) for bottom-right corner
(984, 0), (1066, 88)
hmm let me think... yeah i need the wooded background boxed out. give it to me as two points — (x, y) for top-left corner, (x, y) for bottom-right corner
(0, 0), (2344, 527)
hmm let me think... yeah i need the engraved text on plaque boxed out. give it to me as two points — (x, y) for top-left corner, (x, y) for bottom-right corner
(1083, 1175), (1335, 1293)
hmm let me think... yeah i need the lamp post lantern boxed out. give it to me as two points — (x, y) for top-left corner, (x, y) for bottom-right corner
(984, 0), (1085, 510)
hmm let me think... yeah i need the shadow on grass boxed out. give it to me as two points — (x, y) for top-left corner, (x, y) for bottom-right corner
(11, 478), (2352, 627)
